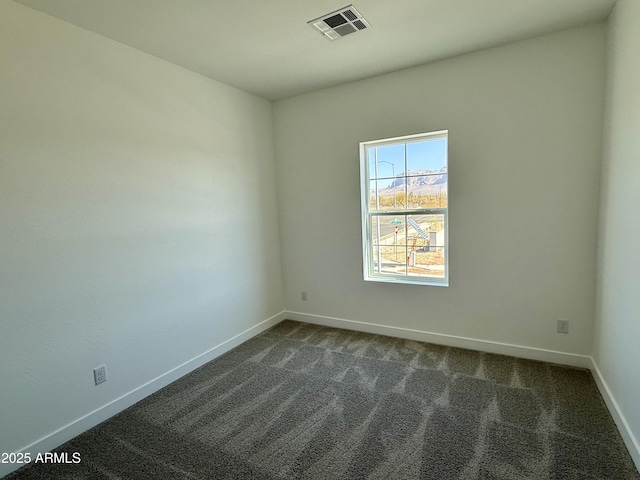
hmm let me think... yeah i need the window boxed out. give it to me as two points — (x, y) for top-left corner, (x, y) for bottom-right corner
(359, 131), (448, 286)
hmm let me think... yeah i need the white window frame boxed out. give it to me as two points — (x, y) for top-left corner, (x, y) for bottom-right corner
(359, 130), (449, 286)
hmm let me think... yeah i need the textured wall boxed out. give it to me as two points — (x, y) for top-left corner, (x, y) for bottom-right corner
(0, 0), (283, 471)
(274, 24), (606, 356)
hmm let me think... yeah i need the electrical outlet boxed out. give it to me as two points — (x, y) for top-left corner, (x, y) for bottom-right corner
(557, 319), (569, 334)
(93, 365), (107, 385)
(301, 290), (308, 301)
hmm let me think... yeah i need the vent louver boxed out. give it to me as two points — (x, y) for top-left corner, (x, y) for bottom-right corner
(308, 5), (370, 41)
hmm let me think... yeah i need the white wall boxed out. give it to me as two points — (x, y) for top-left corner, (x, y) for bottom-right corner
(0, 1), (283, 474)
(275, 24), (606, 359)
(593, 0), (640, 465)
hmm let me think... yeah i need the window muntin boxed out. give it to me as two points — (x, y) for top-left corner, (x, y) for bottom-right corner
(360, 131), (448, 286)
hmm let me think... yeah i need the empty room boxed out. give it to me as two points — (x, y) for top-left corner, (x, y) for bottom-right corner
(1, 0), (638, 478)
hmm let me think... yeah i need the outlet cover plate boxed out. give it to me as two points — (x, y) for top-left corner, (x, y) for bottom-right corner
(557, 319), (569, 334)
(93, 365), (107, 385)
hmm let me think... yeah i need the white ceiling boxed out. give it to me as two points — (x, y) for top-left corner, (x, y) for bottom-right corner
(15, 0), (615, 100)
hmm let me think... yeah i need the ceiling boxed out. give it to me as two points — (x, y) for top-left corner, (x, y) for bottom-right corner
(15, 0), (615, 100)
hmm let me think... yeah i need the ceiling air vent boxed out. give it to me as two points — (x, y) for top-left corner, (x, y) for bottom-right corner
(308, 5), (371, 41)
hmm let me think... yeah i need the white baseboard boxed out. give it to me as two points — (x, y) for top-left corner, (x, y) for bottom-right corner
(590, 358), (640, 472)
(285, 311), (592, 368)
(1, 311), (287, 479)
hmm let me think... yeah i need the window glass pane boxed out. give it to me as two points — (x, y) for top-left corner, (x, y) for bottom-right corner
(375, 144), (405, 179)
(405, 174), (448, 208)
(376, 181), (400, 210)
(379, 246), (408, 275)
(406, 214), (445, 278)
(411, 247), (446, 277)
(371, 215), (398, 245)
(407, 138), (447, 173)
(372, 215), (407, 275)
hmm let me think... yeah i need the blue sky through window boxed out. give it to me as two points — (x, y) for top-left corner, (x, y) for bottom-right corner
(369, 138), (447, 188)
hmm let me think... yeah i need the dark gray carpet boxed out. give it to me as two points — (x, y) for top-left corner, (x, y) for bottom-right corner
(8, 320), (640, 479)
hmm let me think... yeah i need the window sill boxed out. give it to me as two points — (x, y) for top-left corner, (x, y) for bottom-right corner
(364, 274), (449, 287)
